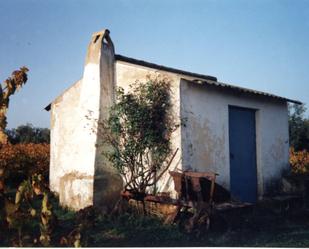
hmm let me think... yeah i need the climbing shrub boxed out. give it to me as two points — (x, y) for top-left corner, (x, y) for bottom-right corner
(99, 75), (179, 195)
(0, 143), (50, 187)
(289, 147), (309, 174)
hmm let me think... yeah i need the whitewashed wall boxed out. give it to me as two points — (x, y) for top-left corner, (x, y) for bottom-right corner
(49, 31), (291, 210)
(180, 79), (290, 198)
(50, 80), (82, 193)
(50, 79), (96, 208)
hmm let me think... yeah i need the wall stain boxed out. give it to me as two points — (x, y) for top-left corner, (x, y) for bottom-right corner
(189, 116), (226, 174)
(270, 137), (285, 161)
(59, 171), (93, 210)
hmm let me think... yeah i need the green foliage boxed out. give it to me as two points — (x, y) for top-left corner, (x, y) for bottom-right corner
(6, 123), (50, 144)
(39, 192), (54, 246)
(2, 177), (95, 247)
(101, 75), (179, 194)
(288, 104), (309, 151)
(2, 181), (309, 247)
(2, 174), (56, 247)
(88, 211), (184, 246)
(4, 176), (38, 245)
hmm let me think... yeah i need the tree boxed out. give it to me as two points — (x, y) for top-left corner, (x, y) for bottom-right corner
(6, 124), (50, 144)
(98, 75), (179, 196)
(0, 67), (29, 145)
(288, 103), (309, 151)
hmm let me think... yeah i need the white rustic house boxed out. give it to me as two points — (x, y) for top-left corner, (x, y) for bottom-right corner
(45, 29), (301, 211)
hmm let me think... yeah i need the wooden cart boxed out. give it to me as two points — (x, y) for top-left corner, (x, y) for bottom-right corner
(121, 170), (218, 233)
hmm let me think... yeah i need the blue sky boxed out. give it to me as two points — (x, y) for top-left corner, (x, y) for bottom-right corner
(0, 0), (308, 128)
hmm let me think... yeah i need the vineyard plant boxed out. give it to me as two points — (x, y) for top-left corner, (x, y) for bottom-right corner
(289, 147), (309, 174)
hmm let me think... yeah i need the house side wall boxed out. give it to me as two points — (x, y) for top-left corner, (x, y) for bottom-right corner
(50, 79), (81, 193)
(180, 80), (289, 198)
(115, 61), (183, 195)
(50, 79), (95, 208)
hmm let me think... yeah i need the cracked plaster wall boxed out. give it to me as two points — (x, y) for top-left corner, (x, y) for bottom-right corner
(180, 79), (290, 198)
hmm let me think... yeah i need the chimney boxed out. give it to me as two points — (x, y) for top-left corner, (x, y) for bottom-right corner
(57, 29), (123, 211)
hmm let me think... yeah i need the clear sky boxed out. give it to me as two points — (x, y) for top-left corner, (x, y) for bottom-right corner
(0, 0), (308, 128)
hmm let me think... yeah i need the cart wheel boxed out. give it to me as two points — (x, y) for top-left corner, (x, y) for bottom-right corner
(194, 212), (211, 238)
(175, 209), (193, 233)
(177, 209), (211, 235)
(197, 212), (211, 231)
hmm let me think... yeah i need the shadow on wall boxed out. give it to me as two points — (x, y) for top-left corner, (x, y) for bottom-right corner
(180, 177), (231, 203)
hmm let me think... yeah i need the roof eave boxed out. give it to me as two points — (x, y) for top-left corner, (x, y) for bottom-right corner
(185, 78), (302, 105)
(44, 104), (51, 111)
(115, 54), (218, 82)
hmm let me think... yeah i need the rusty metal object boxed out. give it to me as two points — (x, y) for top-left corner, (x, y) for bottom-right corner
(121, 170), (218, 233)
(169, 170), (217, 202)
(168, 170), (217, 233)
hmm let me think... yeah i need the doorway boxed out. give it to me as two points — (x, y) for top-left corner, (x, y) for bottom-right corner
(229, 106), (257, 203)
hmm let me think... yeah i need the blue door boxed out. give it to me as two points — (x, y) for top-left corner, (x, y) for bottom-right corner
(229, 106), (257, 203)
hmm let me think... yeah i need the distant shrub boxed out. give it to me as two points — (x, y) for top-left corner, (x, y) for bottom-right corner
(6, 123), (50, 144)
(0, 143), (50, 187)
(288, 104), (309, 151)
(289, 147), (309, 174)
